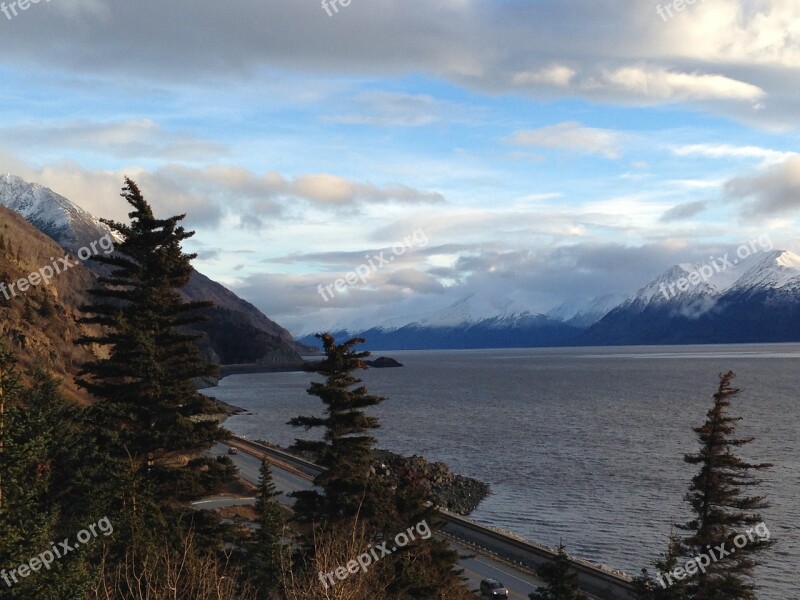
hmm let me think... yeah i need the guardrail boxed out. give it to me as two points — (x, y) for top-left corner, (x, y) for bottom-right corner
(437, 510), (637, 600)
(229, 435), (321, 479)
(228, 435), (638, 600)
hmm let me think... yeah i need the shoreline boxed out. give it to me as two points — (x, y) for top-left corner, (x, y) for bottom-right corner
(219, 360), (311, 378)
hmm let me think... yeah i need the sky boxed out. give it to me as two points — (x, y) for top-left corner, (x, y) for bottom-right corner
(1, 0), (800, 335)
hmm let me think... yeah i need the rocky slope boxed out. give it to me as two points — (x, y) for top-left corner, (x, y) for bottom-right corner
(0, 206), (96, 402)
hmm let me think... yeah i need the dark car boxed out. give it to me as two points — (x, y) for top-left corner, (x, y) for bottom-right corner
(227, 447), (238, 455)
(480, 578), (509, 599)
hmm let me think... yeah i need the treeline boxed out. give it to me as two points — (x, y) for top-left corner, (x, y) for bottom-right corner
(0, 179), (470, 599)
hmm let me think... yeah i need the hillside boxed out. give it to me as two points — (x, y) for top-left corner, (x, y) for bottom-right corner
(0, 206), (96, 403)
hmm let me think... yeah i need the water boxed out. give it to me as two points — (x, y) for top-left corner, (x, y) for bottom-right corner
(202, 344), (799, 599)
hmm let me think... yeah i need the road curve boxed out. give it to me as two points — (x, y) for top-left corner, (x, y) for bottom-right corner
(213, 438), (635, 599)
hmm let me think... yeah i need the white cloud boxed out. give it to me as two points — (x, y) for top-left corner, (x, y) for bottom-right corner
(513, 64), (576, 87)
(0, 119), (225, 160)
(509, 122), (625, 159)
(671, 143), (795, 166)
(0, 159), (445, 230)
(592, 66), (765, 102)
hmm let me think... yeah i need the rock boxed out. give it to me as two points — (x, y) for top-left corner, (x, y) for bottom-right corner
(374, 450), (490, 515)
(365, 357), (403, 368)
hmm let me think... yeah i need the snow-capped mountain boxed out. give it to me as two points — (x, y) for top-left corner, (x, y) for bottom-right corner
(298, 293), (583, 350)
(547, 293), (629, 328)
(0, 174), (117, 253)
(728, 250), (800, 296)
(355, 293), (536, 333)
(301, 251), (800, 350)
(582, 250), (800, 345)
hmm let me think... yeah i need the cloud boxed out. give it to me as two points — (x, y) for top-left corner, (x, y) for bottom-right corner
(0, 159), (444, 230)
(324, 91), (442, 126)
(725, 156), (800, 216)
(509, 122), (625, 158)
(590, 66), (765, 102)
(671, 143), (795, 165)
(659, 200), (708, 222)
(512, 64), (576, 87)
(0, 0), (796, 127)
(0, 119), (225, 160)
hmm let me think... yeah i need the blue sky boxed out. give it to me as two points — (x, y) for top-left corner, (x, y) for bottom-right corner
(1, 0), (799, 334)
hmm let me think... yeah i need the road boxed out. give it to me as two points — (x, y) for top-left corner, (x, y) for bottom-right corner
(204, 442), (544, 599)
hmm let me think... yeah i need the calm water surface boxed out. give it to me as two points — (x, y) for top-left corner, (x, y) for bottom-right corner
(203, 345), (799, 599)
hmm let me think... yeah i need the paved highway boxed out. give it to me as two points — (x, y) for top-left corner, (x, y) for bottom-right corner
(205, 442), (544, 598)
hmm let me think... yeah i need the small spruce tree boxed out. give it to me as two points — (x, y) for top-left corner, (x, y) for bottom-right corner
(529, 544), (587, 600)
(634, 534), (688, 600)
(248, 458), (284, 599)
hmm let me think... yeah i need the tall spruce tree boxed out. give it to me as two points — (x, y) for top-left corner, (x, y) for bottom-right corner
(679, 371), (772, 600)
(288, 333), (386, 524)
(77, 178), (224, 473)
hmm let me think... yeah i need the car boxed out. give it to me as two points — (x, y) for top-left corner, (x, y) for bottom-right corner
(227, 447), (238, 455)
(480, 578), (509, 599)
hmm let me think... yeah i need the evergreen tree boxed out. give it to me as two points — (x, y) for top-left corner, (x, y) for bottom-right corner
(529, 544), (588, 600)
(381, 461), (468, 599)
(0, 353), (94, 598)
(77, 178), (224, 474)
(288, 333), (386, 524)
(634, 534), (689, 600)
(289, 334), (470, 599)
(679, 371), (772, 600)
(248, 458), (284, 599)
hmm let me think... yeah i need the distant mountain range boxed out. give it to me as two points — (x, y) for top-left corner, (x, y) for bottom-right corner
(0, 174), (304, 366)
(299, 250), (800, 350)
(582, 249), (800, 345)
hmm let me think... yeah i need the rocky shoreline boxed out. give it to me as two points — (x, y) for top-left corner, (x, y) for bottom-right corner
(373, 449), (490, 515)
(256, 440), (490, 516)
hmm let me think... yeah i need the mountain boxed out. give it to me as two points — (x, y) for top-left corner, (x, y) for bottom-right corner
(547, 293), (629, 328)
(0, 174), (303, 365)
(0, 174), (119, 254)
(300, 251), (800, 349)
(298, 294), (582, 350)
(580, 250), (800, 345)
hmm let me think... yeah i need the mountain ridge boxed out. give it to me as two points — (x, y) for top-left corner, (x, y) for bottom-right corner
(299, 250), (800, 349)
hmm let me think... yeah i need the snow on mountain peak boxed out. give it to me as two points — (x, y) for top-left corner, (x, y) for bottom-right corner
(731, 250), (800, 293)
(627, 249), (800, 313)
(775, 250), (800, 270)
(0, 174), (118, 250)
(547, 293), (629, 327)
